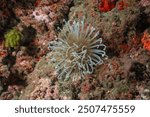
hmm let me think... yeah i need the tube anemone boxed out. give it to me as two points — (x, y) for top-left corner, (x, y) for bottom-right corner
(48, 17), (107, 80)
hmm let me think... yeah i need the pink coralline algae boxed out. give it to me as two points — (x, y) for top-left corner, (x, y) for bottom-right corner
(30, 78), (59, 100)
(34, 0), (60, 7)
(31, 6), (56, 25)
(14, 4), (57, 33)
(140, 0), (150, 7)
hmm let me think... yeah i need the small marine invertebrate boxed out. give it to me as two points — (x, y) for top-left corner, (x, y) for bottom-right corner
(4, 29), (23, 48)
(48, 17), (107, 80)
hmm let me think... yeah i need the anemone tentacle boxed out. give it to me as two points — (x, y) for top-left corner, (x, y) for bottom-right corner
(48, 17), (107, 80)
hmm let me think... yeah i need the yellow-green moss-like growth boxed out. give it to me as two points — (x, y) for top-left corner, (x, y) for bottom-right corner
(4, 29), (23, 48)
